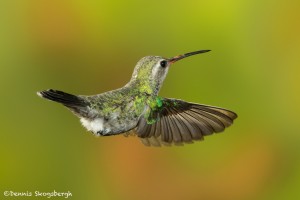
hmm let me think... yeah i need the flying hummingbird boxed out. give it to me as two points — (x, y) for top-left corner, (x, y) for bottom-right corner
(37, 50), (237, 146)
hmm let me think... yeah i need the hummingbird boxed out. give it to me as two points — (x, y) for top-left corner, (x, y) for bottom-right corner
(37, 50), (237, 146)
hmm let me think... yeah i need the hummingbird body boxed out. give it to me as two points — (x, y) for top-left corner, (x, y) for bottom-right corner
(78, 85), (150, 135)
(38, 50), (237, 146)
(72, 56), (167, 135)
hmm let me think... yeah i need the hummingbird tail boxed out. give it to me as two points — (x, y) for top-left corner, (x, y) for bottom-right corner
(37, 89), (88, 108)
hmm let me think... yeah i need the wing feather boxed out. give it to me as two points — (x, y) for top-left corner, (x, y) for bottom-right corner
(170, 107), (194, 141)
(136, 98), (237, 146)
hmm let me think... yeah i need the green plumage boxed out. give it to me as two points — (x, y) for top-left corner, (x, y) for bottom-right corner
(38, 50), (237, 146)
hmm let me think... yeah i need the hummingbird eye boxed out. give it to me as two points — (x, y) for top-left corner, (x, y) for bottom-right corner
(160, 60), (167, 68)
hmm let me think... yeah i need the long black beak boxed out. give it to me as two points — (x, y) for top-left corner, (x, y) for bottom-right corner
(168, 50), (211, 63)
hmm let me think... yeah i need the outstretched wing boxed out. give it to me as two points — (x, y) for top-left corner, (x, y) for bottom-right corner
(135, 98), (237, 146)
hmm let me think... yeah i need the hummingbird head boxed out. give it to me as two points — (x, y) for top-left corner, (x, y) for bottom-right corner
(130, 50), (211, 95)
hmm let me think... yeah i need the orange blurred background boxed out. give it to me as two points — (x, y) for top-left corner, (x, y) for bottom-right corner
(1, 0), (300, 199)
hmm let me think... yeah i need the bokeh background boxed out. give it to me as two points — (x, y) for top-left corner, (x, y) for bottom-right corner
(1, 0), (300, 199)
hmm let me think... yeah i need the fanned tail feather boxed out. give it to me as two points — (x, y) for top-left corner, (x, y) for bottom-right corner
(37, 89), (88, 108)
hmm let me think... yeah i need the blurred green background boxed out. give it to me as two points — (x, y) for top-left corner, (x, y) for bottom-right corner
(1, 0), (299, 199)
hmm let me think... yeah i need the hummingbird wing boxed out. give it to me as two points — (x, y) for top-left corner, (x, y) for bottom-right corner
(135, 98), (237, 146)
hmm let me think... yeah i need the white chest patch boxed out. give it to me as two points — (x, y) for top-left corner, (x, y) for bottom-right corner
(80, 118), (104, 133)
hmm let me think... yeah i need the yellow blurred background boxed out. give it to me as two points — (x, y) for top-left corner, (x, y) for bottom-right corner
(1, 0), (300, 199)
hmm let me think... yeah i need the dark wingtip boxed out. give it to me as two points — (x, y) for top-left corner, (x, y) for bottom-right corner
(232, 111), (238, 120)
